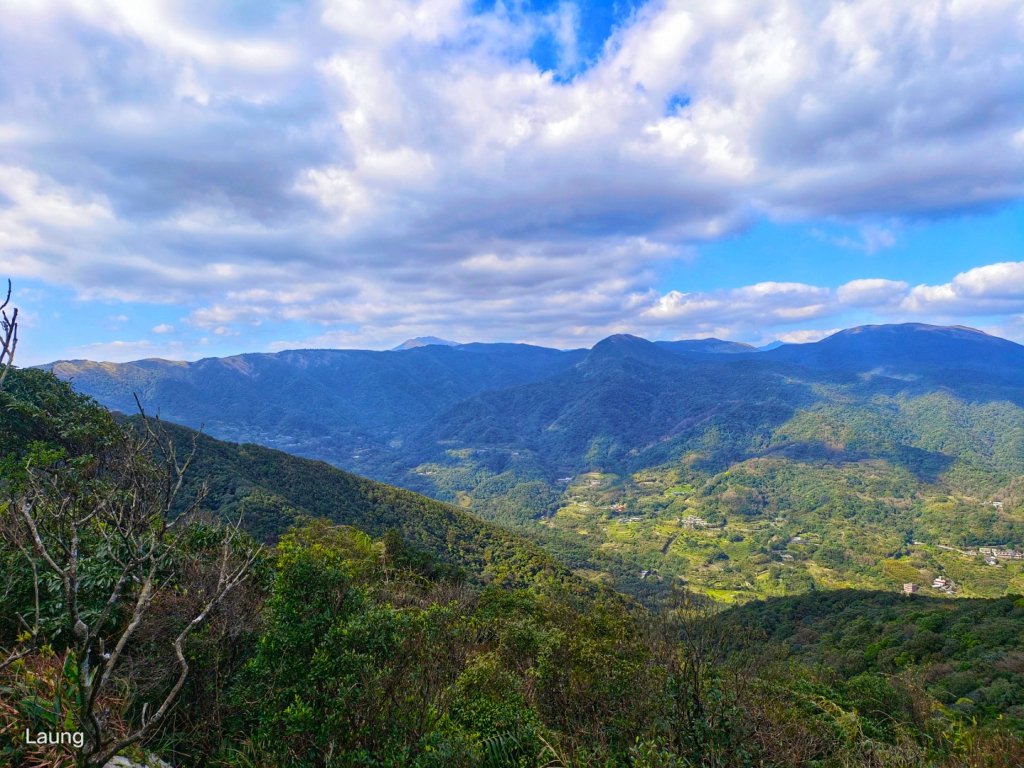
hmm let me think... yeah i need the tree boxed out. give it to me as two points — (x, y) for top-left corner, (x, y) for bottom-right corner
(1, 391), (260, 767)
(0, 279), (25, 671)
(0, 278), (17, 389)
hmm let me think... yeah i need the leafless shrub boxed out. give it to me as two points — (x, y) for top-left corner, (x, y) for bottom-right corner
(0, 278), (18, 389)
(1, 404), (261, 767)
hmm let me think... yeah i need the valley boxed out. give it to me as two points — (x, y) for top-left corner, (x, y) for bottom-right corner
(49, 324), (1024, 606)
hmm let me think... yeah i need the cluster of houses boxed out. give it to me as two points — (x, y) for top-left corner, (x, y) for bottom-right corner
(977, 546), (1024, 562)
(902, 575), (956, 595)
(930, 539), (1022, 565)
(978, 503), (1023, 564)
(611, 511), (712, 527)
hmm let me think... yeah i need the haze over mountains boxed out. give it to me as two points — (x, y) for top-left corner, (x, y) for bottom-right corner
(47, 324), (1024, 496)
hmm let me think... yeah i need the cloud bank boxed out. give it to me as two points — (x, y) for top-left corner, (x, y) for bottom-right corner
(1, 0), (1023, 356)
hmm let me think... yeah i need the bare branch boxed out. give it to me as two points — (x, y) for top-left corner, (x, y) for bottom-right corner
(0, 514), (42, 672)
(91, 539), (261, 766)
(0, 278), (18, 389)
(17, 498), (67, 579)
(5, 395), (259, 765)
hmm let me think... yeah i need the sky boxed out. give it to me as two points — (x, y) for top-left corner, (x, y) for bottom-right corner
(1, 0), (1023, 365)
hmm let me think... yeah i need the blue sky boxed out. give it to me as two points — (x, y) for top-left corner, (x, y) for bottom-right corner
(1, 0), (1023, 364)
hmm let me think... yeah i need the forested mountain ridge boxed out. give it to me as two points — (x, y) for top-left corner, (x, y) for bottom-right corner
(766, 322), (1024, 378)
(47, 342), (587, 472)
(48, 324), (1024, 471)
(47, 324), (1024, 603)
(654, 337), (757, 354)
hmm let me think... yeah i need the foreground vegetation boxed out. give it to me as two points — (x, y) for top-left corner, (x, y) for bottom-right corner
(3, 370), (1024, 766)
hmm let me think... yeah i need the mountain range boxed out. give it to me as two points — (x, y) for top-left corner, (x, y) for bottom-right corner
(46, 323), (1024, 601)
(46, 323), (1024, 478)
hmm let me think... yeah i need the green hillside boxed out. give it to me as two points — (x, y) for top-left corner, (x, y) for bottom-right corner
(163, 422), (591, 593)
(722, 591), (1024, 727)
(1, 368), (587, 596)
(3, 368), (1024, 767)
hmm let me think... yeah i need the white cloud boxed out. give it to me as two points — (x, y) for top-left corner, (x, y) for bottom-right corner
(0, 166), (113, 257)
(837, 278), (909, 307)
(15, 0), (299, 73)
(815, 224), (898, 254)
(644, 282), (831, 326)
(902, 262), (1024, 314)
(1, 0), (1023, 353)
(321, 0), (465, 45)
(151, 323), (175, 334)
(775, 328), (842, 344)
(634, 263), (1024, 343)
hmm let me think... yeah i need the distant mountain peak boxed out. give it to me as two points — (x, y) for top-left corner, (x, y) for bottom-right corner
(598, 333), (650, 345)
(815, 323), (1014, 349)
(585, 334), (679, 366)
(391, 336), (460, 351)
(590, 334), (656, 353)
(765, 322), (1024, 374)
(830, 322), (995, 339)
